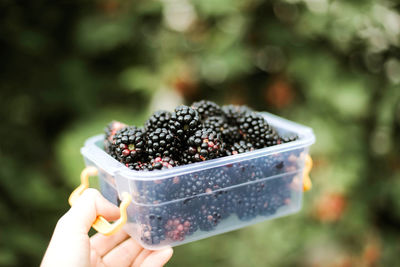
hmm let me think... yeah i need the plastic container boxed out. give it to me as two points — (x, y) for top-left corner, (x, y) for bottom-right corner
(75, 112), (315, 249)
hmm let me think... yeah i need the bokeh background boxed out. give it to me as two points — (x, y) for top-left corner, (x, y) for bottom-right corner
(1, 0), (400, 266)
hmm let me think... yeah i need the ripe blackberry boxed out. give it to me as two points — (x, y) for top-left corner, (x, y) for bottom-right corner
(191, 100), (223, 121)
(169, 105), (201, 140)
(238, 112), (280, 148)
(145, 110), (172, 132)
(180, 150), (194, 165)
(226, 140), (254, 156)
(222, 104), (251, 125)
(208, 168), (232, 190)
(136, 179), (169, 203)
(226, 162), (266, 185)
(197, 201), (223, 231)
(185, 128), (223, 162)
(203, 116), (241, 144)
(150, 156), (178, 170)
(111, 126), (146, 164)
(203, 116), (227, 133)
(104, 121), (127, 155)
(140, 206), (168, 245)
(208, 190), (231, 220)
(258, 154), (286, 177)
(169, 173), (208, 199)
(279, 134), (299, 144)
(126, 161), (154, 171)
(259, 178), (292, 216)
(169, 168), (230, 200)
(146, 128), (178, 159)
(236, 190), (259, 221)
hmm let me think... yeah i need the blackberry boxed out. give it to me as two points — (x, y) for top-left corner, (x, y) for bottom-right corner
(227, 162), (266, 185)
(150, 156), (178, 170)
(169, 168), (230, 200)
(126, 161), (154, 171)
(226, 191), (241, 214)
(279, 134), (299, 144)
(141, 224), (165, 245)
(208, 190), (231, 220)
(184, 214), (199, 235)
(146, 128), (178, 159)
(140, 206), (168, 245)
(222, 104), (251, 125)
(191, 100), (223, 121)
(259, 178), (292, 216)
(208, 168), (232, 190)
(185, 128), (223, 162)
(257, 194), (271, 216)
(180, 150), (194, 165)
(136, 179), (169, 203)
(169, 105), (201, 140)
(203, 116), (241, 144)
(145, 110), (172, 132)
(165, 213), (196, 241)
(169, 174), (208, 199)
(197, 201), (223, 231)
(104, 121), (127, 155)
(226, 140), (254, 156)
(258, 154), (286, 177)
(236, 189), (259, 221)
(222, 125), (242, 145)
(203, 116), (227, 133)
(111, 126), (146, 164)
(238, 112), (280, 148)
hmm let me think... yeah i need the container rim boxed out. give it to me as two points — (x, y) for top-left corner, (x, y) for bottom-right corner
(81, 112), (316, 180)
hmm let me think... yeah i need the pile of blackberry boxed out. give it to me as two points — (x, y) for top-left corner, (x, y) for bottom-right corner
(104, 101), (297, 166)
(103, 101), (300, 245)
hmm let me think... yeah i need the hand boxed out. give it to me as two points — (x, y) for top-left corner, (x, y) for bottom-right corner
(41, 189), (173, 267)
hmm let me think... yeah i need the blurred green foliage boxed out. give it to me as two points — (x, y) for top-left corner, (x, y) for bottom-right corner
(1, 0), (400, 266)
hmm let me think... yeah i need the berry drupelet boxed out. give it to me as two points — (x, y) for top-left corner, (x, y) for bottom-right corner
(191, 100), (223, 121)
(111, 126), (146, 164)
(169, 105), (201, 140)
(185, 128), (223, 162)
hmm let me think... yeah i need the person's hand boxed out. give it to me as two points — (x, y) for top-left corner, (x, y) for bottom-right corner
(41, 189), (173, 267)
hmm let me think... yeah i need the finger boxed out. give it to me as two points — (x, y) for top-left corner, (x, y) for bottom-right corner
(90, 229), (129, 257)
(102, 238), (143, 267)
(58, 188), (120, 234)
(131, 249), (152, 267)
(140, 248), (173, 267)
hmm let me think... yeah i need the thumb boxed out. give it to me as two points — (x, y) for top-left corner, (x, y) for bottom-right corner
(57, 188), (120, 234)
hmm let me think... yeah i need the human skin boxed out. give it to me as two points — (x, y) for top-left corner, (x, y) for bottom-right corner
(41, 189), (173, 267)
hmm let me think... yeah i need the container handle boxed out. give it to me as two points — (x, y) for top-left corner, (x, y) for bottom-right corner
(68, 166), (132, 236)
(303, 155), (313, 192)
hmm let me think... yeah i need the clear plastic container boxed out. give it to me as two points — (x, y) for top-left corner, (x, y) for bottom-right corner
(80, 112), (315, 249)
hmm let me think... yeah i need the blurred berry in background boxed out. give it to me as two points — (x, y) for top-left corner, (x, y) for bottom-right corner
(0, 0), (399, 266)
